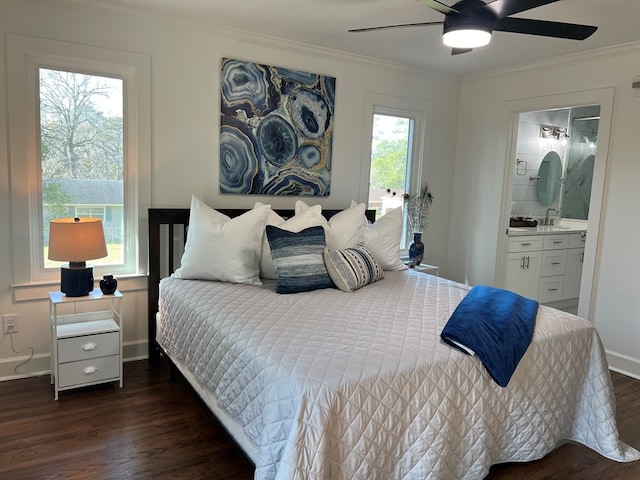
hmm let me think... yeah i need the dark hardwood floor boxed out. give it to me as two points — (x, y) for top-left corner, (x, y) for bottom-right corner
(0, 360), (638, 479)
(0, 360), (254, 480)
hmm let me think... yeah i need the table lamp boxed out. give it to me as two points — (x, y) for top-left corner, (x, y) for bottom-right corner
(48, 217), (108, 297)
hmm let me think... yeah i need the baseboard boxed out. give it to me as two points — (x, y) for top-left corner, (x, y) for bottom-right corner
(0, 340), (150, 382)
(606, 349), (640, 380)
(0, 352), (50, 381)
(123, 340), (149, 361)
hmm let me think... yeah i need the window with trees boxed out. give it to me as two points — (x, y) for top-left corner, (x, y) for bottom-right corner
(368, 114), (413, 219)
(7, 35), (150, 288)
(360, 94), (433, 250)
(40, 68), (124, 269)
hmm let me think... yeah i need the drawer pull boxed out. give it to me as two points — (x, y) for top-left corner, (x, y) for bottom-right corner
(82, 366), (98, 375)
(548, 288), (558, 292)
(553, 241), (563, 244)
(551, 262), (561, 265)
(82, 342), (97, 351)
(521, 242), (532, 246)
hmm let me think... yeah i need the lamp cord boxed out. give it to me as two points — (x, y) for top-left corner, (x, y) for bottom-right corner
(9, 332), (36, 377)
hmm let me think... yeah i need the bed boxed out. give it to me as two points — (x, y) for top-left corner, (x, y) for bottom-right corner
(147, 202), (639, 480)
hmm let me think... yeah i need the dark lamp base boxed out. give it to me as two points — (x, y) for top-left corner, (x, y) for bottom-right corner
(60, 265), (94, 297)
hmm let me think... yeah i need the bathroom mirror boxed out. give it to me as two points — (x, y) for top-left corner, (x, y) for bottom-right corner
(537, 151), (562, 206)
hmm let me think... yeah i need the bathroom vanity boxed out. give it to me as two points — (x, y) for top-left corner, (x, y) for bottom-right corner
(506, 225), (587, 306)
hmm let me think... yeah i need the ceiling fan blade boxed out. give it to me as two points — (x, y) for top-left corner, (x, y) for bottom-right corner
(452, 47), (473, 55)
(493, 17), (597, 40)
(414, 0), (459, 16)
(487, 0), (560, 19)
(348, 21), (443, 33)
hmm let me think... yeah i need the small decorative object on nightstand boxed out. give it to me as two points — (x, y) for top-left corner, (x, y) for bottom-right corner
(403, 182), (434, 267)
(49, 289), (123, 400)
(408, 233), (425, 266)
(99, 275), (118, 295)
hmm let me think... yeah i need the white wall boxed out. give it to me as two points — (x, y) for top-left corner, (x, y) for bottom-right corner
(449, 44), (640, 378)
(0, 0), (461, 377)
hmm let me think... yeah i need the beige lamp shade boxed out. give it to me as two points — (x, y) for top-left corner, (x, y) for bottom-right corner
(48, 217), (108, 263)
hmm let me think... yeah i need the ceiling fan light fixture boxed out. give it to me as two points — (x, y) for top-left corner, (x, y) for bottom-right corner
(443, 27), (492, 49)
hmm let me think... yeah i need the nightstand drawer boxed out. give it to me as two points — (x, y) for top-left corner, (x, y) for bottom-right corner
(58, 355), (120, 388)
(58, 331), (119, 363)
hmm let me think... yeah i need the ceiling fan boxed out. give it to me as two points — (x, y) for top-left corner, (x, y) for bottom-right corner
(348, 0), (597, 55)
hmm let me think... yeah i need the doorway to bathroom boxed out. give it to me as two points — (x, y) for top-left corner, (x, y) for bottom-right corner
(510, 106), (600, 227)
(496, 88), (615, 320)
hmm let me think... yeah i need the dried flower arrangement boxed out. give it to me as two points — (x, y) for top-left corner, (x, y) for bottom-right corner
(403, 183), (434, 233)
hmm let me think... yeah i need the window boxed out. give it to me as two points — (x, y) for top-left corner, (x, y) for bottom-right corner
(7, 35), (150, 289)
(74, 207), (106, 221)
(40, 68), (123, 269)
(360, 93), (433, 249)
(367, 113), (413, 219)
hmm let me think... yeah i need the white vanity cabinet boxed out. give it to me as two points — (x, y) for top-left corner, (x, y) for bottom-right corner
(538, 234), (568, 303)
(505, 229), (587, 305)
(505, 235), (543, 299)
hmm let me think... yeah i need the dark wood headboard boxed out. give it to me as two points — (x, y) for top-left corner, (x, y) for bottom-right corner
(148, 207), (377, 364)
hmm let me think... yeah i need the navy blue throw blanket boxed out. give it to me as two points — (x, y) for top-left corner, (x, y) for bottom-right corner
(441, 285), (538, 387)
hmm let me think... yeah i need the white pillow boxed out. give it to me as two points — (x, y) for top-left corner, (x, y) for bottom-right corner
(254, 202), (325, 279)
(172, 196), (270, 285)
(295, 200), (365, 250)
(360, 205), (408, 271)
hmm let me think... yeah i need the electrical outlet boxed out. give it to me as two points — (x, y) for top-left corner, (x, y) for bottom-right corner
(3, 314), (18, 334)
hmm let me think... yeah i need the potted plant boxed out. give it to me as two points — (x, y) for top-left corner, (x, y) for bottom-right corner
(403, 183), (434, 267)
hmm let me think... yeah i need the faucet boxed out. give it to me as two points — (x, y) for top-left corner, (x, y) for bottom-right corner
(544, 208), (559, 226)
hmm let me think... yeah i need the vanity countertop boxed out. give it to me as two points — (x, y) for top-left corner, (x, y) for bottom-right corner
(508, 225), (587, 236)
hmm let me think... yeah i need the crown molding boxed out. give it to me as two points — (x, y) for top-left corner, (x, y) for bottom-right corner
(44, 0), (460, 82)
(463, 40), (640, 83)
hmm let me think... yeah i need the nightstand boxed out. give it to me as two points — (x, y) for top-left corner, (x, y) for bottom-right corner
(409, 263), (440, 276)
(49, 289), (123, 400)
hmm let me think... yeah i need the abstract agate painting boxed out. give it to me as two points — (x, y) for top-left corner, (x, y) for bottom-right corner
(220, 58), (335, 196)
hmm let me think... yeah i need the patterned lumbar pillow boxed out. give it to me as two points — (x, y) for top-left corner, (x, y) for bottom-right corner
(266, 225), (335, 294)
(324, 245), (385, 293)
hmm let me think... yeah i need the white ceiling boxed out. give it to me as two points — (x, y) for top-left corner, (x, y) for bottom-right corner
(95, 0), (640, 76)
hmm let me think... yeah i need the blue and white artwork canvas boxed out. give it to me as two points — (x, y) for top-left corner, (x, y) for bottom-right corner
(219, 58), (335, 196)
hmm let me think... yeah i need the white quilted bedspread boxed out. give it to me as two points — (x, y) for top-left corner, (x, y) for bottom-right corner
(158, 270), (639, 479)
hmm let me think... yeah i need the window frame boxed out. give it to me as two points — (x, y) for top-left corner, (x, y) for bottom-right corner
(360, 93), (433, 251)
(7, 34), (150, 289)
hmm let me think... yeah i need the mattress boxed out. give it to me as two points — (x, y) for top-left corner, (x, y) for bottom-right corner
(157, 270), (639, 479)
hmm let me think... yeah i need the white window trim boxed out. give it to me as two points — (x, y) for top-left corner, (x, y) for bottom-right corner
(7, 34), (150, 289)
(359, 92), (434, 250)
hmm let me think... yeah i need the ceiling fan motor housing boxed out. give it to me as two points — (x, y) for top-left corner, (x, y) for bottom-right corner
(443, 0), (498, 36)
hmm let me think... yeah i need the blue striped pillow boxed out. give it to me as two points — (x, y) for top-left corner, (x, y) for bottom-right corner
(266, 225), (335, 294)
(324, 245), (384, 292)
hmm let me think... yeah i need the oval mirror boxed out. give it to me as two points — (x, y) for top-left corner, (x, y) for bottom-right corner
(537, 151), (562, 206)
